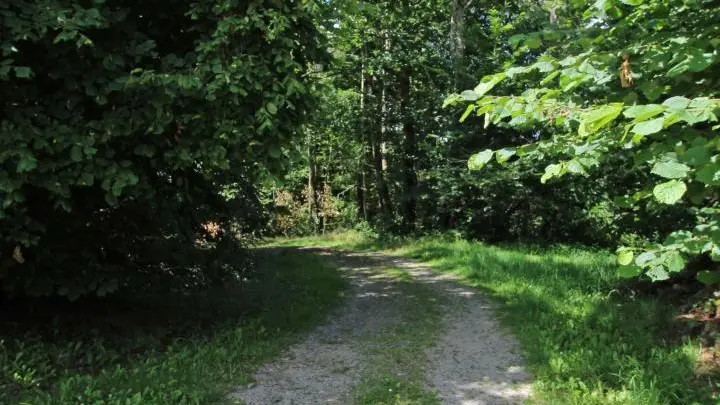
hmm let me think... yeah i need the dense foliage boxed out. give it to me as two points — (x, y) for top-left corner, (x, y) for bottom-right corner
(3, 0), (720, 403)
(446, 0), (720, 283)
(267, 0), (720, 288)
(0, 0), (324, 298)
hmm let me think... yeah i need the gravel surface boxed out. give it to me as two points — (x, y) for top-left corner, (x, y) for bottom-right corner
(229, 248), (531, 405)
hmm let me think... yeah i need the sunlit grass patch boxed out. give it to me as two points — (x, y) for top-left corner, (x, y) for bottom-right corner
(383, 267), (414, 282)
(284, 232), (709, 405)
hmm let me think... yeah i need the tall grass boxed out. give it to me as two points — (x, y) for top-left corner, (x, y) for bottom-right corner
(274, 233), (711, 405)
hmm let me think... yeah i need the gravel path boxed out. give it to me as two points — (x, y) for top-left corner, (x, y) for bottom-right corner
(229, 248), (531, 405)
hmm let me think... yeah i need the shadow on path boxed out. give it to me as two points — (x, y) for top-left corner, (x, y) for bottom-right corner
(230, 247), (531, 405)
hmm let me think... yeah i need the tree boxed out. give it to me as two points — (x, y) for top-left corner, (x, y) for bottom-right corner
(0, 0), (326, 298)
(447, 0), (720, 282)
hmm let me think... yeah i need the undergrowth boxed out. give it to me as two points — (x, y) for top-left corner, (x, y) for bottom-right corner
(272, 232), (714, 405)
(0, 248), (346, 405)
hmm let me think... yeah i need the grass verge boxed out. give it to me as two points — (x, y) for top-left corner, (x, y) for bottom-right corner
(353, 266), (442, 405)
(0, 248), (346, 405)
(272, 233), (713, 405)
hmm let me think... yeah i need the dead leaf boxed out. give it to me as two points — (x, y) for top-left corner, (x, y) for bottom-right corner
(13, 246), (25, 264)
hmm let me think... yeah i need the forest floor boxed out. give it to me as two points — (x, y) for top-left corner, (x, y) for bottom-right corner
(229, 247), (531, 405)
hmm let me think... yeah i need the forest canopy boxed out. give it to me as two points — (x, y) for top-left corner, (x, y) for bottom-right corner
(0, 0), (325, 298)
(2, 0), (720, 295)
(2, 1), (720, 404)
(270, 0), (720, 287)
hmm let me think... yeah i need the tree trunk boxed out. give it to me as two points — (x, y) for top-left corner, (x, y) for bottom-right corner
(399, 67), (417, 231)
(357, 46), (369, 221)
(307, 139), (319, 233)
(451, 0), (469, 90)
(371, 131), (390, 219)
(373, 33), (392, 220)
(356, 172), (366, 220)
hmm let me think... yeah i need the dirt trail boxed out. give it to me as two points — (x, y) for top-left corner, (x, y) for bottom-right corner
(229, 248), (531, 405)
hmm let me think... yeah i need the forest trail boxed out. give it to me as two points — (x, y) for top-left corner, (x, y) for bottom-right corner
(229, 247), (531, 405)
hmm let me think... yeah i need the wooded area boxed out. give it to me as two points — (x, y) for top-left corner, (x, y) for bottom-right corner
(272, 0), (720, 285)
(2, 0), (720, 404)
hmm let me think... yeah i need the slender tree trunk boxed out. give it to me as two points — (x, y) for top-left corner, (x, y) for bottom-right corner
(357, 46), (369, 221)
(371, 131), (390, 218)
(307, 138), (319, 233)
(380, 33), (390, 193)
(356, 172), (366, 220)
(451, 0), (469, 90)
(372, 34), (392, 220)
(399, 67), (417, 231)
(363, 75), (375, 221)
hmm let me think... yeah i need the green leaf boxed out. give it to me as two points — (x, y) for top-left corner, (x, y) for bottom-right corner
(696, 163), (720, 185)
(540, 71), (561, 85)
(669, 37), (689, 44)
(662, 251), (685, 273)
(77, 173), (94, 186)
(17, 153), (37, 173)
(652, 180), (686, 204)
(682, 146), (711, 166)
(473, 73), (506, 97)
(578, 157), (599, 168)
(507, 67), (529, 78)
(623, 104), (664, 121)
(688, 97), (714, 110)
(639, 82), (664, 101)
(578, 103), (623, 136)
(13, 66), (32, 78)
(468, 150), (494, 171)
(697, 270), (720, 286)
(460, 90), (478, 101)
(666, 60), (689, 77)
(443, 94), (463, 108)
(540, 163), (562, 183)
(662, 96), (691, 110)
(635, 251), (656, 266)
(687, 49), (714, 72)
(631, 117), (664, 135)
(524, 36), (541, 49)
(495, 148), (516, 164)
(459, 104), (475, 123)
(617, 250), (634, 266)
(534, 61), (555, 73)
(517, 144), (538, 157)
(508, 34), (527, 47)
(70, 146), (83, 162)
(614, 196), (634, 208)
(650, 161), (690, 179)
(618, 265), (642, 278)
(646, 266), (670, 281)
(566, 159), (586, 175)
(266, 103), (278, 115)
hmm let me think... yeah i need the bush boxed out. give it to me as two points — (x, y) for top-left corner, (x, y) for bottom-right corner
(0, 0), (325, 298)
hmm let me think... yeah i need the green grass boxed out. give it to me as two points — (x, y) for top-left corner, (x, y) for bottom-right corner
(0, 248), (347, 405)
(271, 232), (713, 405)
(353, 266), (441, 405)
